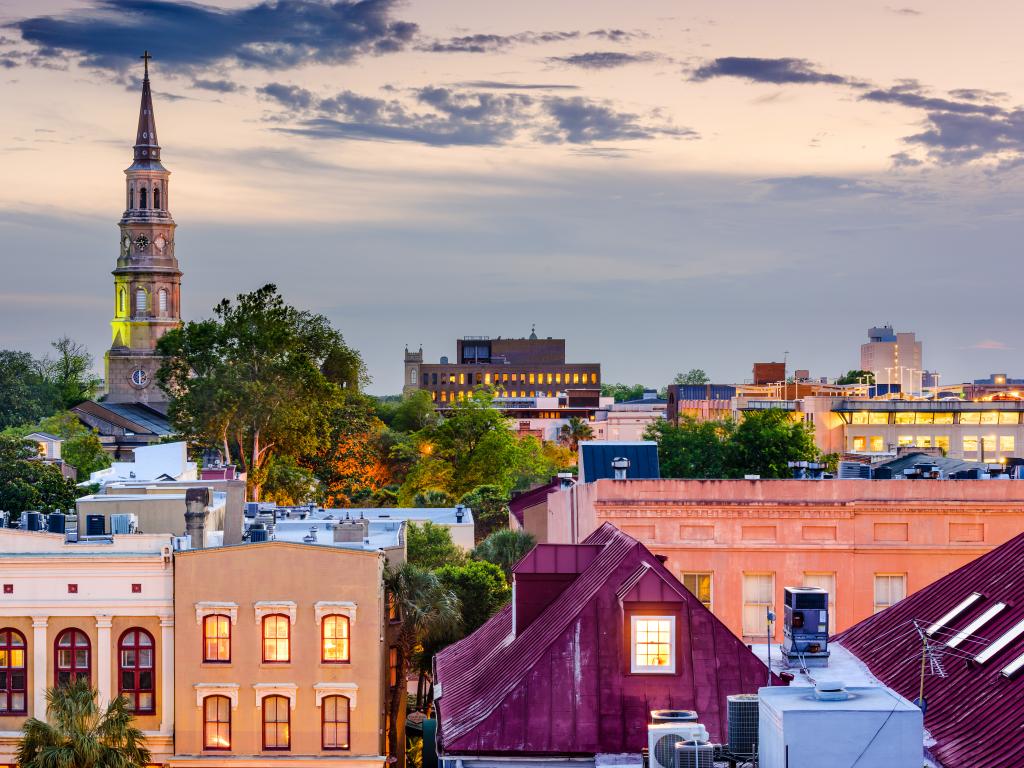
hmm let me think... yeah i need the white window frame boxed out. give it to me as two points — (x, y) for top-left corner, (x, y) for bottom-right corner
(873, 574), (906, 613)
(803, 572), (836, 634)
(743, 572), (775, 637)
(630, 614), (676, 674)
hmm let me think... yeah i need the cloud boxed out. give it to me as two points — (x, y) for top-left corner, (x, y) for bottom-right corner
(861, 87), (1004, 116)
(540, 97), (696, 144)
(192, 77), (242, 93)
(548, 51), (657, 70)
(588, 29), (645, 42)
(259, 82), (317, 110)
(972, 340), (1011, 350)
(948, 88), (1007, 103)
(8, 0), (418, 72)
(421, 30), (578, 53)
(756, 176), (896, 200)
(690, 57), (854, 85)
(452, 80), (579, 91)
(887, 6), (921, 15)
(902, 109), (1024, 165)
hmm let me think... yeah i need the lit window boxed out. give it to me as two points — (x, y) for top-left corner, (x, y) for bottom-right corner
(934, 412), (954, 425)
(546, 373), (553, 384)
(869, 412), (889, 425)
(981, 412), (999, 425)
(897, 435), (913, 447)
(484, 373), (491, 385)
(555, 373), (561, 384)
(916, 436), (932, 448)
(960, 412), (981, 425)
(630, 616), (675, 673)
(999, 412), (1019, 425)
(852, 436), (866, 451)
(936, 436), (950, 453)
(983, 435), (997, 454)
(203, 695), (231, 750)
(914, 413), (933, 424)
(136, 289), (147, 314)
(743, 573), (774, 636)
(458, 373), (465, 385)
(895, 412), (914, 425)
(0, 629), (26, 714)
(118, 628), (155, 713)
(573, 373), (579, 384)
(851, 412), (868, 425)
(592, 373), (599, 384)
(203, 615), (231, 663)
(321, 695), (350, 750)
(963, 435), (979, 454)
(440, 391), (447, 402)
(1000, 436), (1015, 453)
(55, 628), (90, 686)
(321, 615), (350, 663)
(873, 574), (905, 613)
(262, 615), (290, 663)
(262, 695), (290, 750)
(680, 573), (712, 609)
(869, 435), (885, 452)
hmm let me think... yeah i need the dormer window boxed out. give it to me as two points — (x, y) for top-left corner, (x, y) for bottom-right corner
(630, 615), (676, 674)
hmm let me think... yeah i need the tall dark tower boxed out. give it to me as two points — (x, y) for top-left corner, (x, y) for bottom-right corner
(105, 51), (182, 404)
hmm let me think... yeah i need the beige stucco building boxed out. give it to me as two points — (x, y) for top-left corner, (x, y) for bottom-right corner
(169, 542), (388, 768)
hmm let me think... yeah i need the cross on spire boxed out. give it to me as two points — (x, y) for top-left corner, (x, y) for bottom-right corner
(141, 50), (152, 78)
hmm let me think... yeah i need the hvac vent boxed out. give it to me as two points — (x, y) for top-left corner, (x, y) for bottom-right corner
(647, 724), (709, 768)
(727, 694), (759, 758)
(47, 513), (66, 534)
(24, 512), (44, 531)
(85, 514), (106, 537)
(651, 710), (698, 724)
(674, 741), (714, 768)
(249, 526), (269, 543)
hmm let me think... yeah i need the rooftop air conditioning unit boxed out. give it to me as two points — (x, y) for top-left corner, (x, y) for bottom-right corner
(674, 741), (715, 768)
(648, 723), (710, 768)
(727, 694), (760, 758)
(110, 513), (138, 535)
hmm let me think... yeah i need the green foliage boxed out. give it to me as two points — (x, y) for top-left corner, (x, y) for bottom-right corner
(558, 416), (594, 453)
(0, 350), (57, 430)
(0, 436), (79, 514)
(263, 454), (319, 506)
(384, 390), (438, 433)
(307, 393), (390, 507)
(157, 284), (367, 500)
(32, 412), (111, 478)
(413, 489), (454, 508)
(39, 337), (98, 409)
(836, 369), (876, 385)
(435, 559), (511, 635)
(646, 410), (820, 479)
(16, 679), (151, 768)
(601, 382), (646, 402)
(458, 485), (509, 542)
(673, 368), (711, 385)
(473, 528), (536, 581)
(407, 521), (464, 570)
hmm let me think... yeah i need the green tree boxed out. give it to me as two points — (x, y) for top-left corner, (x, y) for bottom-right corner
(38, 337), (98, 409)
(0, 436), (79, 514)
(726, 409), (820, 478)
(436, 560), (510, 635)
(157, 284), (366, 500)
(458, 485), (509, 542)
(473, 528), (536, 581)
(16, 679), (151, 768)
(0, 350), (56, 430)
(836, 369), (875, 385)
(673, 368), (711, 386)
(308, 393), (390, 507)
(558, 416), (594, 453)
(387, 390), (438, 433)
(383, 564), (461, 768)
(644, 417), (735, 479)
(600, 382), (646, 402)
(407, 521), (464, 569)
(263, 454), (319, 506)
(32, 412), (111, 478)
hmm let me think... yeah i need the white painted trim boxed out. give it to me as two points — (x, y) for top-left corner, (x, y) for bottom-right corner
(252, 683), (298, 709)
(254, 601), (297, 625)
(313, 681), (359, 709)
(314, 600), (357, 626)
(629, 614), (677, 675)
(194, 683), (239, 709)
(195, 601), (238, 625)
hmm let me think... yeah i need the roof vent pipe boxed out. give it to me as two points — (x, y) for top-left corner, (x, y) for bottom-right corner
(611, 456), (630, 480)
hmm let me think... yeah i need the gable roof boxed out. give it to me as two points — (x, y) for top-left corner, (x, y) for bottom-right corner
(579, 441), (660, 483)
(836, 531), (1024, 768)
(435, 523), (772, 755)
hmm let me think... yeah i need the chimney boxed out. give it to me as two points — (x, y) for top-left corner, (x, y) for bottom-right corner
(184, 487), (211, 550)
(333, 517), (369, 543)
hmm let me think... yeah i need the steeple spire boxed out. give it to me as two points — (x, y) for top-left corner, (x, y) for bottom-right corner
(134, 50), (160, 163)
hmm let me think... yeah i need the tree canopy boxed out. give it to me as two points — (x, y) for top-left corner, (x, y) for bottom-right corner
(0, 436), (79, 514)
(406, 520), (464, 570)
(600, 382), (646, 402)
(473, 528), (536, 581)
(836, 369), (876, 385)
(673, 368), (711, 385)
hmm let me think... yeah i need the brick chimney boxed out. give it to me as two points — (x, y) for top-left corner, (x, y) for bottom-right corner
(184, 487), (211, 549)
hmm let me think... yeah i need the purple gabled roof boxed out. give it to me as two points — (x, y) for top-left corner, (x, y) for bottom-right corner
(836, 531), (1024, 768)
(508, 479), (559, 526)
(435, 523), (773, 756)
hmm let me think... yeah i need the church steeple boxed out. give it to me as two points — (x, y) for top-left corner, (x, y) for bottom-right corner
(133, 50), (160, 163)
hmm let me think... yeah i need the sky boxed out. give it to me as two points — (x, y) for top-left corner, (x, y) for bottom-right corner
(1, 0), (1023, 394)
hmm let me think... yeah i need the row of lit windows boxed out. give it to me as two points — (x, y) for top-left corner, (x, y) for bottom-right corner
(202, 693), (350, 751)
(203, 614), (350, 664)
(851, 435), (1015, 454)
(850, 411), (1022, 425)
(0, 627), (154, 716)
(424, 371), (598, 387)
(434, 390), (564, 402)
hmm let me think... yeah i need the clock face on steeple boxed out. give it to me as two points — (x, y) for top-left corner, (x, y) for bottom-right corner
(135, 235), (149, 251)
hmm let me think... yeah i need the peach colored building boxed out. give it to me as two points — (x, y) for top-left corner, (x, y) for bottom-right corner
(169, 541), (388, 768)
(544, 478), (1024, 641)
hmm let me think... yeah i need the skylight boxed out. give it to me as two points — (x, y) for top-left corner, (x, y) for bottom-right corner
(1000, 651), (1024, 679)
(945, 603), (1006, 649)
(926, 592), (984, 637)
(975, 617), (1024, 665)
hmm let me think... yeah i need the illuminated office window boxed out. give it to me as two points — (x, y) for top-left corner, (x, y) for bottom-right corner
(981, 412), (999, 425)
(528, 373), (535, 384)
(915, 413), (933, 424)
(573, 373), (580, 384)
(555, 373), (561, 384)
(983, 436), (997, 454)
(869, 436), (885, 452)
(963, 435), (978, 454)
(869, 413), (889, 425)
(1000, 436), (1015, 453)
(851, 412), (869, 425)
(999, 413), (1019, 425)
(960, 413), (981, 425)
(895, 412), (914, 425)
(935, 436), (950, 453)
(898, 435), (913, 447)
(852, 436), (866, 451)
(916, 436), (932, 448)
(934, 412), (954, 425)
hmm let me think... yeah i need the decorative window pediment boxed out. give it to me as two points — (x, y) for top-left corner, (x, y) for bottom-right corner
(313, 682), (358, 709)
(314, 601), (357, 626)
(195, 682), (239, 709)
(195, 601), (238, 625)
(255, 601), (297, 625)
(253, 683), (297, 709)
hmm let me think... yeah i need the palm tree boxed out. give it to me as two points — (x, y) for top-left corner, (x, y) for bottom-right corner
(473, 529), (536, 581)
(17, 680), (151, 768)
(558, 416), (593, 453)
(384, 563), (461, 768)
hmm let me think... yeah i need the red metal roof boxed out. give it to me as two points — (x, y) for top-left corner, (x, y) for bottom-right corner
(435, 523), (774, 755)
(836, 531), (1024, 768)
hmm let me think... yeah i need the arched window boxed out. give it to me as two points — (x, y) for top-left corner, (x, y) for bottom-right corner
(262, 695), (290, 750)
(203, 695), (231, 750)
(119, 288), (126, 315)
(261, 615), (289, 663)
(139, 187), (148, 209)
(153, 186), (161, 210)
(203, 615), (231, 663)
(321, 695), (350, 750)
(321, 615), (349, 663)
(136, 289), (147, 314)
(158, 289), (168, 315)
(0, 629), (26, 714)
(55, 629), (90, 686)
(118, 628), (155, 713)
